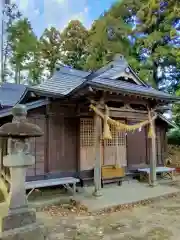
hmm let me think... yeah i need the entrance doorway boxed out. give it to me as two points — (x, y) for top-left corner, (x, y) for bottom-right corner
(79, 118), (127, 171)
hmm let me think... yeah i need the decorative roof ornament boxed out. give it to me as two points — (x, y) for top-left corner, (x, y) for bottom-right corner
(125, 67), (130, 74)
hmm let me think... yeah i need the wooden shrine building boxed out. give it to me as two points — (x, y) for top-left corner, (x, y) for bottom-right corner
(0, 55), (179, 187)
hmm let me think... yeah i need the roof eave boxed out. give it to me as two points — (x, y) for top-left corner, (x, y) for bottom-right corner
(89, 82), (180, 103)
(157, 113), (177, 128)
(0, 99), (49, 118)
(28, 87), (65, 98)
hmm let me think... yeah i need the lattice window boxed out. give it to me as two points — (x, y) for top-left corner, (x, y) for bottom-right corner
(117, 131), (126, 146)
(80, 118), (94, 147)
(104, 124), (126, 146)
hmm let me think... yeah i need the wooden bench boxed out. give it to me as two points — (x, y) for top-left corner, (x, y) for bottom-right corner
(138, 166), (175, 184)
(25, 177), (80, 198)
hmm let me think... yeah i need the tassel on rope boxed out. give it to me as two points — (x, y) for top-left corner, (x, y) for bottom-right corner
(103, 105), (112, 140)
(148, 126), (153, 138)
(148, 124), (156, 138)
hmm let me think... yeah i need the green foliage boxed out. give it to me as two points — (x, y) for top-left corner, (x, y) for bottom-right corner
(61, 20), (88, 70)
(2, 3), (22, 82)
(167, 128), (180, 145)
(26, 44), (44, 85)
(84, 6), (132, 70)
(85, 0), (180, 89)
(40, 27), (61, 75)
(4, 0), (180, 89)
(7, 18), (39, 83)
(134, 0), (180, 86)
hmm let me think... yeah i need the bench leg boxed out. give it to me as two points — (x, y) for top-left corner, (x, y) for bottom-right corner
(148, 173), (151, 185)
(140, 173), (143, 181)
(118, 180), (122, 186)
(26, 188), (35, 199)
(79, 179), (84, 188)
(63, 183), (77, 195)
(161, 171), (175, 180)
(73, 183), (76, 194)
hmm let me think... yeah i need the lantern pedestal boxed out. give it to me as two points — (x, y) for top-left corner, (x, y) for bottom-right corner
(0, 104), (47, 239)
(1, 153), (36, 232)
(0, 223), (47, 240)
(0, 152), (47, 239)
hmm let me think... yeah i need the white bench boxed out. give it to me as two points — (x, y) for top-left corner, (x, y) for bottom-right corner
(138, 166), (175, 184)
(25, 177), (80, 198)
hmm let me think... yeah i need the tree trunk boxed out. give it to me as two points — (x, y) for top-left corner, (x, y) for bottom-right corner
(3, 45), (9, 82)
(153, 61), (159, 88)
(18, 69), (21, 84)
(15, 66), (18, 83)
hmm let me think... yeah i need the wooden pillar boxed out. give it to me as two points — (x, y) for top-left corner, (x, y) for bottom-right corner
(148, 109), (157, 187)
(93, 113), (102, 197)
(45, 101), (50, 174)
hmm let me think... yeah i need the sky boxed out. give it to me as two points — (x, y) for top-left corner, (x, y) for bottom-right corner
(12, 0), (117, 37)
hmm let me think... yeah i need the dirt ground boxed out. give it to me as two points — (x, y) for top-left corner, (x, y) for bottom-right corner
(37, 191), (180, 240)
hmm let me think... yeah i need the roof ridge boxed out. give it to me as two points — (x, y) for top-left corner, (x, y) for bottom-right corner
(54, 66), (89, 78)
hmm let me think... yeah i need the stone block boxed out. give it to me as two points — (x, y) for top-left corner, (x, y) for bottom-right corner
(1, 209), (36, 232)
(0, 223), (48, 240)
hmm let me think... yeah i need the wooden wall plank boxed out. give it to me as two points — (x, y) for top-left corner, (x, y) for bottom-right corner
(27, 110), (46, 177)
(127, 120), (147, 168)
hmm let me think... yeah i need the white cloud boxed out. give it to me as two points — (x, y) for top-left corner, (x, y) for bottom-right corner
(84, 7), (89, 13)
(13, 0), (91, 35)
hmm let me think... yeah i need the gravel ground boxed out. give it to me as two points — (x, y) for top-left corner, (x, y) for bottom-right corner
(37, 188), (180, 239)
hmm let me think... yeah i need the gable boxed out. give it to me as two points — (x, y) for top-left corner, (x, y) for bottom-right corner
(89, 54), (146, 86)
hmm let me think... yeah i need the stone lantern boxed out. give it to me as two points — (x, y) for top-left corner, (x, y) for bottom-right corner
(0, 104), (47, 239)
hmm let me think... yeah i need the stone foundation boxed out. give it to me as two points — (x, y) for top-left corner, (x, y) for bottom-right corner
(1, 209), (36, 232)
(0, 223), (48, 240)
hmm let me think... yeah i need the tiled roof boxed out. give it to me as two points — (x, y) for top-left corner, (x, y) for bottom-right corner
(29, 56), (179, 101)
(0, 83), (27, 107)
(90, 77), (176, 100)
(29, 68), (89, 96)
